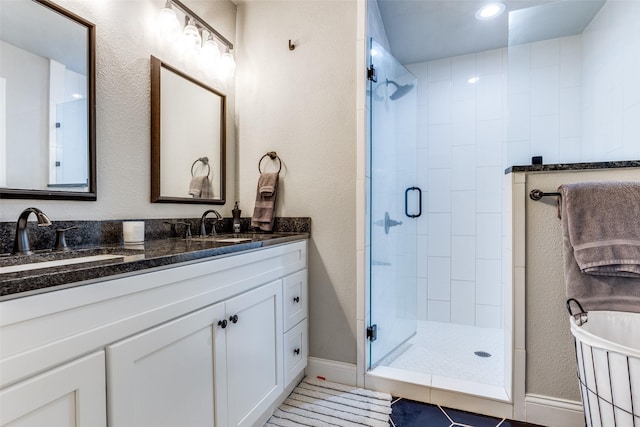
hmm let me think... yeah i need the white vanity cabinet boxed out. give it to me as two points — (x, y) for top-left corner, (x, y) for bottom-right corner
(107, 280), (283, 427)
(0, 352), (106, 427)
(217, 280), (283, 427)
(0, 240), (307, 427)
(106, 303), (225, 427)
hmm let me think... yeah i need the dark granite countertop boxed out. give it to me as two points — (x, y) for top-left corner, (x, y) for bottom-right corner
(0, 233), (308, 301)
(505, 160), (640, 174)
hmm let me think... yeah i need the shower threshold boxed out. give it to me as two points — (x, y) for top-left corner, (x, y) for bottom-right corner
(367, 364), (509, 402)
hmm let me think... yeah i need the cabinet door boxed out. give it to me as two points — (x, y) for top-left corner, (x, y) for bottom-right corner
(218, 280), (283, 427)
(0, 351), (106, 427)
(107, 303), (226, 427)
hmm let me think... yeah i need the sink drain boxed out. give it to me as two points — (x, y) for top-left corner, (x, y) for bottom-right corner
(474, 351), (491, 358)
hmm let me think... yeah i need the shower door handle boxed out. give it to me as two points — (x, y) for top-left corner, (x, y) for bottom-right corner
(405, 186), (422, 218)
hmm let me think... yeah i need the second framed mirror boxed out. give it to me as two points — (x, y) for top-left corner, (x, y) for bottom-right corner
(150, 55), (226, 204)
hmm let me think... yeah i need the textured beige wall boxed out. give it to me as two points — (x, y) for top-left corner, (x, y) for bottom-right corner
(524, 168), (640, 401)
(235, 1), (358, 364)
(0, 0), (238, 221)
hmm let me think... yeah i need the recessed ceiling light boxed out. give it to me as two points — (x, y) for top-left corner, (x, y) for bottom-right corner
(475, 2), (506, 20)
(468, 76), (480, 84)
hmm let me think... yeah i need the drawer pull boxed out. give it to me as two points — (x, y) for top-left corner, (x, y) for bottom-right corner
(229, 314), (239, 324)
(293, 348), (300, 355)
(293, 296), (300, 303)
(218, 319), (227, 329)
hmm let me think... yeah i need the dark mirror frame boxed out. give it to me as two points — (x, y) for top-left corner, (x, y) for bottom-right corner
(150, 56), (226, 205)
(0, 0), (96, 201)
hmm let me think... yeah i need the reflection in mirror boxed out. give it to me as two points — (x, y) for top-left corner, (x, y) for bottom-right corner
(0, 0), (96, 200)
(151, 56), (226, 204)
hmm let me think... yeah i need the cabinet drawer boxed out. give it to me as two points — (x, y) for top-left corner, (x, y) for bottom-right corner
(283, 270), (307, 331)
(283, 319), (308, 386)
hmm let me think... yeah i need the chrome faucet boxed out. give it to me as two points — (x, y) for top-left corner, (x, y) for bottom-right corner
(200, 210), (222, 236)
(12, 207), (52, 254)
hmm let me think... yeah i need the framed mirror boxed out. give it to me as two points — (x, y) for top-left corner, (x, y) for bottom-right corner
(150, 56), (226, 204)
(0, 0), (96, 200)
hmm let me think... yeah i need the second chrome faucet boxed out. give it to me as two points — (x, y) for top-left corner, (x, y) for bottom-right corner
(200, 210), (222, 237)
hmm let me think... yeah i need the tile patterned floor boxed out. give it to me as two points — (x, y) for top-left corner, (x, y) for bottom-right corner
(389, 397), (545, 427)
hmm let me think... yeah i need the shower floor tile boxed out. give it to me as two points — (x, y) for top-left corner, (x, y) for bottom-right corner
(380, 320), (504, 387)
(390, 398), (546, 427)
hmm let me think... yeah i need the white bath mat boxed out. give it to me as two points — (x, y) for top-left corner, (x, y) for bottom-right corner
(265, 376), (392, 427)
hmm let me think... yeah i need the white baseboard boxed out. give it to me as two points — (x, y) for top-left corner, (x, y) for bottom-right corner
(525, 394), (584, 427)
(304, 357), (357, 386)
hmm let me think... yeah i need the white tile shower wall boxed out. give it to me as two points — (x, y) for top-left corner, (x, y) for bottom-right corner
(408, 49), (506, 328)
(504, 35), (582, 166)
(408, 25), (635, 327)
(581, 0), (640, 162)
(506, 35), (583, 166)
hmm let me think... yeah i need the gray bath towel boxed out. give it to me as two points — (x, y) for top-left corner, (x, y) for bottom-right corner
(251, 172), (278, 231)
(559, 181), (640, 313)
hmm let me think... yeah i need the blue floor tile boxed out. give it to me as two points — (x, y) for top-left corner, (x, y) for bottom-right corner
(500, 420), (545, 427)
(390, 398), (451, 427)
(443, 406), (501, 427)
(390, 397), (546, 427)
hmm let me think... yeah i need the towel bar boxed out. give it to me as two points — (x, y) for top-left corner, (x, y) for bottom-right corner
(258, 151), (282, 174)
(530, 189), (561, 201)
(191, 157), (211, 178)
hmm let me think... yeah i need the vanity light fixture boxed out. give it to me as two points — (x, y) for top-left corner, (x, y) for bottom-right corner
(157, 0), (235, 78)
(475, 2), (506, 20)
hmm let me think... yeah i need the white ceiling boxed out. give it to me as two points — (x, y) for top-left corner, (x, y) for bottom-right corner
(377, 0), (607, 65)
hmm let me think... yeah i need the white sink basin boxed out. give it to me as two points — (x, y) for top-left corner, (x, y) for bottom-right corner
(0, 254), (124, 274)
(212, 238), (253, 243)
(190, 236), (254, 243)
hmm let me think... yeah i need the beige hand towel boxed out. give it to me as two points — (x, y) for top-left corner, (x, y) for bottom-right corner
(251, 173), (278, 231)
(559, 181), (640, 313)
(188, 175), (214, 199)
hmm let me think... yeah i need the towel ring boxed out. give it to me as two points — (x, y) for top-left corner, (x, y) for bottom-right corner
(258, 151), (282, 174)
(191, 157), (211, 178)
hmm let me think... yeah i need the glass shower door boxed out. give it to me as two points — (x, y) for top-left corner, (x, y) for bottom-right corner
(368, 39), (419, 368)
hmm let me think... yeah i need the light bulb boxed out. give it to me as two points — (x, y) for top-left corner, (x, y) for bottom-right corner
(219, 49), (236, 79)
(158, 1), (180, 41)
(183, 18), (202, 52)
(201, 34), (221, 69)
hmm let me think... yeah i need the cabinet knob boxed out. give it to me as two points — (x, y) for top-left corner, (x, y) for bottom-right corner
(218, 319), (227, 329)
(294, 348), (300, 355)
(229, 314), (239, 324)
(293, 296), (300, 303)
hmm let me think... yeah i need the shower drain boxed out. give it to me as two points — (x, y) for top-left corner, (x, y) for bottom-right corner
(474, 351), (492, 358)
